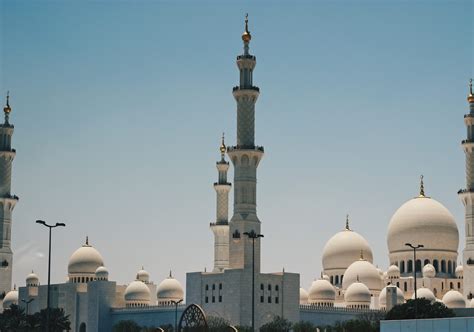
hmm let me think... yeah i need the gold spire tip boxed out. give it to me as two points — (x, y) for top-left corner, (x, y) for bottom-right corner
(85, 236), (89, 245)
(419, 175), (425, 197)
(468, 79), (474, 103)
(169, 270), (172, 278)
(220, 132), (226, 155)
(3, 91), (11, 114)
(345, 214), (350, 230)
(242, 13), (251, 43)
(360, 249), (364, 260)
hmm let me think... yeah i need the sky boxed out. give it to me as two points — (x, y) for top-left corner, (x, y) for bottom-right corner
(0, 0), (473, 292)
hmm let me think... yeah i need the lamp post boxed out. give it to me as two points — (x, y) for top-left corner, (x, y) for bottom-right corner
(405, 242), (424, 319)
(21, 298), (34, 315)
(243, 230), (264, 332)
(36, 220), (66, 332)
(170, 298), (183, 332)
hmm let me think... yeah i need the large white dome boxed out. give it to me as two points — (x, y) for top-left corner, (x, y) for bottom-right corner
(411, 287), (436, 303)
(342, 258), (382, 291)
(387, 196), (458, 255)
(157, 274), (184, 303)
(442, 290), (465, 308)
(344, 282), (371, 306)
(322, 224), (373, 271)
(68, 238), (104, 276)
(308, 279), (336, 304)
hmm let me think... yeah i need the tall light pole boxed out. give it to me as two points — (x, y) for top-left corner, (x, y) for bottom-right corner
(36, 220), (66, 332)
(170, 298), (183, 332)
(405, 242), (424, 319)
(21, 298), (34, 315)
(243, 230), (264, 332)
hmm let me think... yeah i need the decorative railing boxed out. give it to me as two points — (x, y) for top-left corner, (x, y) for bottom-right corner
(299, 304), (382, 313)
(458, 188), (474, 194)
(232, 86), (260, 92)
(2, 194), (19, 200)
(462, 139), (474, 144)
(210, 221), (229, 227)
(465, 114), (474, 118)
(0, 148), (16, 153)
(111, 303), (186, 313)
(237, 55), (256, 61)
(213, 182), (231, 186)
(227, 145), (264, 152)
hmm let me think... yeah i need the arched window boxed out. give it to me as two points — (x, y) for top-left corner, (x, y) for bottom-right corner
(79, 323), (86, 332)
(397, 282), (400, 288)
(340, 275), (343, 284)
(433, 260), (439, 272)
(450, 282), (453, 289)
(415, 260), (422, 273)
(335, 276), (339, 285)
(330, 276), (334, 284)
(433, 288), (437, 296)
(441, 260), (446, 273)
(404, 282), (407, 292)
(448, 261), (452, 274)
(458, 282), (461, 289)
(424, 259), (430, 266)
(407, 260), (413, 273)
(400, 261), (405, 273)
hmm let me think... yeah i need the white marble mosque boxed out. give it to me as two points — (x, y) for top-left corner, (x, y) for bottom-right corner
(1, 17), (474, 332)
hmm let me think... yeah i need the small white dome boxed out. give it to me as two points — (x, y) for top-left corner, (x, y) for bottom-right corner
(469, 298), (474, 308)
(455, 265), (463, 278)
(136, 267), (150, 283)
(322, 225), (373, 272)
(342, 258), (382, 291)
(308, 279), (336, 303)
(2, 288), (18, 309)
(379, 286), (404, 307)
(422, 264), (436, 278)
(344, 282), (371, 306)
(387, 265), (400, 279)
(299, 288), (309, 305)
(387, 196), (459, 256)
(68, 238), (104, 277)
(322, 274), (330, 281)
(411, 287), (436, 303)
(95, 266), (109, 280)
(26, 271), (39, 286)
(157, 273), (184, 303)
(442, 290), (465, 308)
(124, 280), (150, 306)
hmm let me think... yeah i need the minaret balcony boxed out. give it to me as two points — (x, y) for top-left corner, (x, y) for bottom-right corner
(461, 140), (474, 150)
(237, 55), (256, 61)
(227, 145), (264, 152)
(232, 86), (260, 92)
(0, 149), (16, 161)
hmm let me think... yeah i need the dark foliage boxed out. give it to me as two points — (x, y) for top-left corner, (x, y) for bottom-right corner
(385, 298), (455, 320)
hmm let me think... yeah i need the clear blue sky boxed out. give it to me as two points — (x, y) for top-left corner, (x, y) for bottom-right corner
(1, 0), (473, 291)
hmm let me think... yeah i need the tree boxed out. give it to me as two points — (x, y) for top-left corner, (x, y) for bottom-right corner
(113, 320), (142, 332)
(292, 321), (316, 332)
(0, 304), (28, 331)
(259, 316), (292, 332)
(235, 326), (252, 332)
(33, 308), (71, 332)
(385, 298), (455, 320)
(207, 316), (231, 332)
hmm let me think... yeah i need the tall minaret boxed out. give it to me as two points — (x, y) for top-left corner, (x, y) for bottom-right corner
(210, 134), (231, 272)
(0, 92), (18, 300)
(460, 79), (474, 299)
(227, 15), (265, 272)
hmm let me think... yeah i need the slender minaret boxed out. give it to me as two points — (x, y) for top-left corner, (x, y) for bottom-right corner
(227, 15), (265, 272)
(460, 79), (474, 299)
(0, 92), (18, 300)
(210, 134), (231, 272)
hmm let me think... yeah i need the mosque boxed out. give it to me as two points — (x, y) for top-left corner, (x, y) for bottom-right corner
(1, 17), (474, 331)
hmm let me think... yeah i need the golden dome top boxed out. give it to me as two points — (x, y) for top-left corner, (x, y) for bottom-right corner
(468, 79), (474, 103)
(220, 133), (226, 155)
(242, 14), (251, 43)
(3, 92), (11, 114)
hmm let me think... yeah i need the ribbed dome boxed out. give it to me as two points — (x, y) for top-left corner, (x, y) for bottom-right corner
(344, 282), (371, 305)
(411, 287), (436, 303)
(342, 258), (382, 291)
(124, 280), (150, 305)
(442, 290), (465, 308)
(68, 238), (104, 276)
(157, 274), (184, 303)
(136, 267), (150, 283)
(387, 197), (458, 255)
(26, 271), (39, 286)
(322, 227), (373, 271)
(299, 288), (309, 305)
(455, 265), (463, 278)
(387, 265), (400, 279)
(95, 266), (109, 281)
(2, 288), (18, 309)
(422, 264), (436, 278)
(308, 279), (336, 303)
(379, 286), (404, 307)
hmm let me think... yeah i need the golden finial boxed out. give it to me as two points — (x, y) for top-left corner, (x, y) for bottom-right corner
(356, 275), (360, 282)
(220, 132), (226, 156)
(169, 270), (172, 278)
(468, 79), (474, 103)
(345, 214), (350, 231)
(85, 236), (89, 246)
(242, 13), (251, 43)
(3, 91), (11, 114)
(360, 249), (364, 260)
(419, 175), (425, 197)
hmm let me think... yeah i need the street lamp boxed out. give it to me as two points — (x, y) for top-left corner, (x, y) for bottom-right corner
(243, 230), (264, 332)
(170, 298), (183, 332)
(405, 242), (424, 319)
(36, 220), (66, 332)
(21, 298), (34, 315)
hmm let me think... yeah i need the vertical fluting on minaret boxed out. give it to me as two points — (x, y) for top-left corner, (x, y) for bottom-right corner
(227, 15), (265, 272)
(459, 79), (474, 299)
(0, 92), (18, 300)
(210, 135), (231, 272)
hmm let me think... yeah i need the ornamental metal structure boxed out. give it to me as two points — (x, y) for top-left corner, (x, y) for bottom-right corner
(178, 304), (209, 332)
